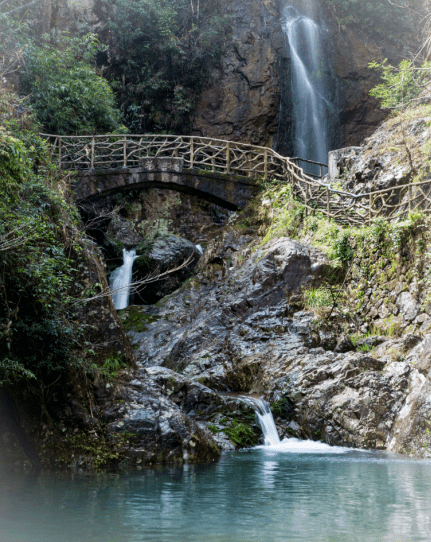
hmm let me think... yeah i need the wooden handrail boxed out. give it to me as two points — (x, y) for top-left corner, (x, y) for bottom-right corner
(40, 133), (431, 226)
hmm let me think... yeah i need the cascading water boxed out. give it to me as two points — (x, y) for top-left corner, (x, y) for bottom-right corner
(238, 395), (351, 453)
(110, 248), (138, 310)
(281, 1), (337, 175)
(238, 396), (281, 446)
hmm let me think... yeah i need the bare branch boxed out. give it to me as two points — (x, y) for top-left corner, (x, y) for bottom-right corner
(0, 223), (35, 252)
(74, 254), (196, 306)
(0, 0), (41, 16)
(76, 201), (123, 233)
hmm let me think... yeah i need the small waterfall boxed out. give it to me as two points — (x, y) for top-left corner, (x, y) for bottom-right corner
(281, 2), (336, 175)
(110, 248), (138, 310)
(238, 396), (281, 446)
(237, 395), (352, 453)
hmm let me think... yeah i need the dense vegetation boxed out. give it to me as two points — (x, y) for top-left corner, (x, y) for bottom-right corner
(0, 93), (83, 387)
(107, 0), (231, 133)
(20, 32), (123, 135)
(369, 59), (431, 109)
(326, 0), (420, 41)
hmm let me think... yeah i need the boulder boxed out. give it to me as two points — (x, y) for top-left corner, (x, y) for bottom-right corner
(135, 235), (201, 303)
(397, 292), (421, 322)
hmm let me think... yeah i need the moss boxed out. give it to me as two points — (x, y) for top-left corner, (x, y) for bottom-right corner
(270, 398), (290, 416)
(121, 306), (161, 332)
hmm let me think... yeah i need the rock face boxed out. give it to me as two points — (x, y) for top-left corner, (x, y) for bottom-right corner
(192, 0), (421, 150)
(191, 0), (282, 146)
(119, 226), (431, 457)
(30, 0), (422, 152)
(135, 235), (202, 304)
(328, 105), (431, 194)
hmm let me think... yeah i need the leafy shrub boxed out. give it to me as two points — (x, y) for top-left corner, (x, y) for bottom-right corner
(20, 32), (122, 135)
(224, 420), (258, 447)
(369, 59), (431, 109)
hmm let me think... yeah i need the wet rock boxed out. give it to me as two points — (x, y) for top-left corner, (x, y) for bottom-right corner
(107, 216), (142, 249)
(372, 334), (421, 361)
(355, 336), (388, 350)
(103, 370), (220, 464)
(135, 235), (201, 303)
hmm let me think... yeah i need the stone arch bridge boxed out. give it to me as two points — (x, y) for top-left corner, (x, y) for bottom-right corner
(42, 134), (326, 211)
(42, 134), (431, 224)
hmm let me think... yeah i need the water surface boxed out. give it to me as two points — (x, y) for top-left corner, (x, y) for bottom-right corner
(1, 447), (431, 542)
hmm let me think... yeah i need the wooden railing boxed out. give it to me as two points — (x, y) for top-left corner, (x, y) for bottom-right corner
(41, 133), (431, 226)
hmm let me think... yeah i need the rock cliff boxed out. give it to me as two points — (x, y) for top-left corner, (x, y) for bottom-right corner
(30, 0), (423, 152)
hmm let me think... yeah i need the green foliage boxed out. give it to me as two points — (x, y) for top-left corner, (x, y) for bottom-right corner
(0, 117), (83, 386)
(270, 398), (290, 416)
(304, 288), (333, 309)
(20, 32), (122, 135)
(108, 0), (231, 132)
(369, 59), (431, 109)
(68, 431), (136, 469)
(326, 0), (414, 40)
(121, 306), (161, 332)
(224, 420), (258, 448)
(207, 423), (223, 434)
(100, 355), (128, 379)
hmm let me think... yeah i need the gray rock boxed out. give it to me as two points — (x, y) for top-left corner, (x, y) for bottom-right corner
(136, 234), (201, 302)
(334, 334), (354, 353)
(397, 291), (420, 322)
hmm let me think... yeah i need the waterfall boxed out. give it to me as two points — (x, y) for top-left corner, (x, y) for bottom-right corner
(238, 396), (281, 446)
(110, 248), (138, 310)
(281, 2), (336, 175)
(238, 395), (352, 453)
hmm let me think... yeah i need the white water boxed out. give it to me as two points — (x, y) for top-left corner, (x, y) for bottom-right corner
(239, 396), (281, 446)
(239, 395), (350, 454)
(110, 248), (138, 310)
(282, 2), (334, 173)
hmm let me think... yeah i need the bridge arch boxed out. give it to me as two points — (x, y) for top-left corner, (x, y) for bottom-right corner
(72, 158), (261, 210)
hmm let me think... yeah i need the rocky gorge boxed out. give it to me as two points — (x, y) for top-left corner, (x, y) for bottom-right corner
(3, 0), (431, 473)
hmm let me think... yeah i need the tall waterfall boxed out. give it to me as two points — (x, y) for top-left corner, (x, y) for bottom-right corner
(110, 248), (138, 310)
(281, 2), (336, 174)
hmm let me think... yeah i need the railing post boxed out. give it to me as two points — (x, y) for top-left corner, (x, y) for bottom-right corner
(326, 187), (330, 220)
(190, 137), (194, 169)
(58, 137), (62, 169)
(123, 136), (127, 168)
(226, 142), (230, 174)
(91, 136), (95, 169)
(304, 183), (309, 218)
(264, 149), (268, 180)
(369, 192), (372, 225)
(409, 185), (412, 214)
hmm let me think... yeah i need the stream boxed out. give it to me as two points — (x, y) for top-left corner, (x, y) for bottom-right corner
(1, 449), (431, 542)
(2, 401), (431, 541)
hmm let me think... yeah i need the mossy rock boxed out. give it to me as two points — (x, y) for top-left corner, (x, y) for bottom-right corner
(121, 306), (161, 333)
